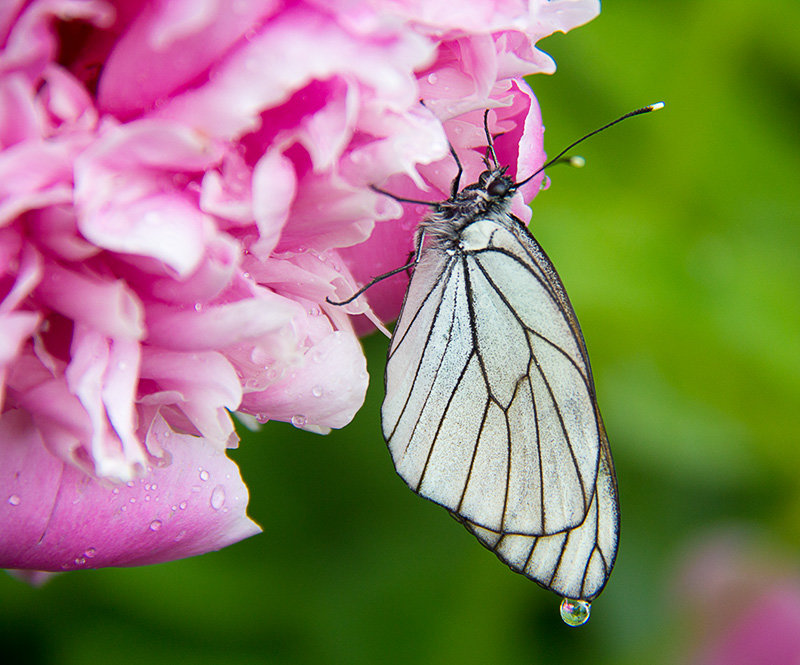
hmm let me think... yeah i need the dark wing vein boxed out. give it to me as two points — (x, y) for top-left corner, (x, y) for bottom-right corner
(455, 397), (492, 513)
(386, 261), (458, 443)
(388, 257), (454, 361)
(527, 348), (589, 515)
(461, 255), (493, 398)
(417, 350), (477, 492)
(474, 241), (593, 377)
(470, 249), (595, 520)
(471, 253), (592, 391)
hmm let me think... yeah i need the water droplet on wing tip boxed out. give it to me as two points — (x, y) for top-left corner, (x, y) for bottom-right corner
(560, 598), (591, 626)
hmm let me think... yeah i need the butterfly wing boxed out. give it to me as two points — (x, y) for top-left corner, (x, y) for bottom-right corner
(381, 215), (618, 601)
(459, 412), (617, 601)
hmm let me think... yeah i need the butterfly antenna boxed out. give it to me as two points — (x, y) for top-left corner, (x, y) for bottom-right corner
(515, 101), (665, 187)
(483, 110), (500, 168)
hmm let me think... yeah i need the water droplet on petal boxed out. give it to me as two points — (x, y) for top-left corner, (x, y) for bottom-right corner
(84, 547), (96, 558)
(179, 501), (187, 510)
(126, 481), (135, 488)
(210, 485), (226, 510)
(149, 519), (162, 532)
(291, 414), (307, 428)
(7, 495), (20, 506)
(199, 470), (210, 481)
(311, 385), (323, 398)
(427, 72), (438, 84)
(74, 557), (86, 566)
(560, 598), (590, 627)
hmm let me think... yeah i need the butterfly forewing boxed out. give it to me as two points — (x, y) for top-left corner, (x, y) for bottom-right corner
(382, 208), (618, 601)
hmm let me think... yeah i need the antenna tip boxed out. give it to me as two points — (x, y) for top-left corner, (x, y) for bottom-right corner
(647, 101), (666, 112)
(568, 155), (586, 168)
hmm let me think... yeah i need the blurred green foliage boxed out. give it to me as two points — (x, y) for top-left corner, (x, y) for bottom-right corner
(3, 1), (799, 663)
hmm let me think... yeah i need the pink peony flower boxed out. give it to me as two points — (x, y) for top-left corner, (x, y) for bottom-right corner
(0, 0), (599, 573)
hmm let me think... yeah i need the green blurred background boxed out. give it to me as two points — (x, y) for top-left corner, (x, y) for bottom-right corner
(3, 1), (799, 663)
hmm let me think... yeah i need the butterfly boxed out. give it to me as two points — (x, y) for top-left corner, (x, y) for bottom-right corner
(332, 102), (662, 625)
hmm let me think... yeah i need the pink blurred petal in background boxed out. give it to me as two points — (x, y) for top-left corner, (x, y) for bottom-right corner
(675, 529), (800, 665)
(0, 0), (599, 573)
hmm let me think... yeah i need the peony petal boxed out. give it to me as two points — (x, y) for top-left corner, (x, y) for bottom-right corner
(39, 64), (99, 132)
(199, 149), (254, 226)
(100, 337), (144, 466)
(0, 242), (42, 313)
(35, 261), (145, 340)
(0, 312), (41, 408)
(144, 233), (241, 305)
(74, 119), (225, 276)
(98, 0), (282, 118)
(0, 409), (260, 570)
(240, 330), (368, 430)
(140, 349), (242, 448)
(145, 290), (300, 351)
(0, 72), (43, 146)
(152, 5), (433, 140)
(28, 206), (101, 262)
(251, 147), (297, 256)
(0, 139), (76, 226)
(0, 0), (115, 79)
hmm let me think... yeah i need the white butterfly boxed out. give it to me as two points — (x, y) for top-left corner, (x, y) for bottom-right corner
(381, 165), (618, 606)
(335, 103), (662, 624)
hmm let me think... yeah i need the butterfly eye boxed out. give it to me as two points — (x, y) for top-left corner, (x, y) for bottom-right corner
(477, 170), (492, 185)
(487, 178), (510, 197)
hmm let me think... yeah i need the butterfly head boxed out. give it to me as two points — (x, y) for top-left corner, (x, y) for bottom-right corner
(458, 166), (515, 204)
(477, 167), (515, 199)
